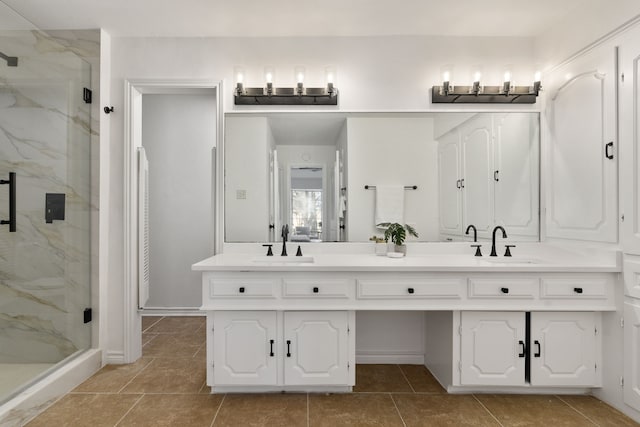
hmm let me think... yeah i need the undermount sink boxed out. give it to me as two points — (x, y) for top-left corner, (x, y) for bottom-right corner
(481, 257), (542, 264)
(252, 256), (315, 264)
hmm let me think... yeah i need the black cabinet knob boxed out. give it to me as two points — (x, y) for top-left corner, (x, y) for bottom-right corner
(408, 287), (415, 294)
(573, 287), (583, 294)
(239, 287), (245, 293)
(313, 287), (319, 293)
(501, 287), (509, 294)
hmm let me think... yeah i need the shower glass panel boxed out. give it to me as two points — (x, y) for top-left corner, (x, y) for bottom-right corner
(0, 4), (92, 403)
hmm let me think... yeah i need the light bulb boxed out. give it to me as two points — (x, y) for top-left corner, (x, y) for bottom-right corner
(473, 71), (481, 83)
(504, 71), (511, 82)
(442, 71), (450, 82)
(534, 71), (541, 82)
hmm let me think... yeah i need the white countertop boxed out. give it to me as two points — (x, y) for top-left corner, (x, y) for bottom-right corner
(192, 243), (621, 273)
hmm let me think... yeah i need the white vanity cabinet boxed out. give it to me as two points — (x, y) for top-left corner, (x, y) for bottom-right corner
(212, 310), (352, 388)
(458, 311), (601, 387)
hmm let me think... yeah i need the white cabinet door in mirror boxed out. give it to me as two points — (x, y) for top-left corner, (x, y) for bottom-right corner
(494, 113), (540, 238)
(461, 115), (494, 239)
(438, 129), (463, 237)
(545, 46), (617, 243)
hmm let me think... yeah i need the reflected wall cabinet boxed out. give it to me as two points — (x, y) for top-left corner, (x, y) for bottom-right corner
(438, 113), (539, 241)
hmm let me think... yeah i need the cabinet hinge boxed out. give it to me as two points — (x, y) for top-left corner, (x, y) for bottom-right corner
(458, 325), (462, 336)
(348, 362), (350, 370)
(595, 363), (597, 372)
(621, 317), (625, 328)
(621, 376), (625, 387)
(458, 361), (462, 372)
(83, 87), (92, 104)
(347, 326), (350, 334)
(622, 214), (625, 222)
(594, 326), (598, 335)
(621, 72), (625, 82)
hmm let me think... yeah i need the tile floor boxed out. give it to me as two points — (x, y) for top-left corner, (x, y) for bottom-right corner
(26, 316), (640, 426)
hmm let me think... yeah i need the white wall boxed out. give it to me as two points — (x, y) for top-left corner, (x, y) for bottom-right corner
(106, 34), (538, 358)
(347, 116), (439, 242)
(535, 2), (640, 70)
(141, 94), (216, 308)
(224, 116), (271, 242)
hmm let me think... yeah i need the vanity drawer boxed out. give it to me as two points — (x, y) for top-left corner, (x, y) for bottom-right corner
(357, 278), (464, 299)
(468, 278), (538, 299)
(208, 278), (279, 298)
(283, 279), (352, 299)
(540, 278), (610, 299)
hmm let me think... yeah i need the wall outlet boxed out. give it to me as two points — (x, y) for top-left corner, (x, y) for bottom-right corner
(236, 190), (247, 200)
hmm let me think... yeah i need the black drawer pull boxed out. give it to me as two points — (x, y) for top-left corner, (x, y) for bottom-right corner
(501, 287), (509, 294)
(286, 340), (291, 357)
(518, 340), (525, 358)
(269, 339), (274, 357)
(238, 287), (245, 293)
(408, 287), (415, 294)
(534, 340), (541, 357)
(313, 287), (319, 293)
(573, 287), (583, 294)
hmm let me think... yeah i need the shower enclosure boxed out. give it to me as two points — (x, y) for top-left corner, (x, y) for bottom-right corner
(0, 3), (92, 404)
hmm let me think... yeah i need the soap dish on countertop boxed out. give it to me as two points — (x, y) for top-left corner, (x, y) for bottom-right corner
(386, 252), (404, 258)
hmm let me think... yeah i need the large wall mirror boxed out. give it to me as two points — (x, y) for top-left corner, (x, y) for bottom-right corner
(224, 112), (539, 243)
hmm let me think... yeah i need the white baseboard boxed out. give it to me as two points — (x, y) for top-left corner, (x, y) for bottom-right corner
(104, 350), (125, 365)
(447, 385), (592, 394)
(138, 308), (202, 316)
(356, 353), (424, 364)
(0, 349), (102, 427)
(212, 385), (352, 394)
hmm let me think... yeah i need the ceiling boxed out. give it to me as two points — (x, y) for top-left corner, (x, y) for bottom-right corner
(1, 0), (587, 38)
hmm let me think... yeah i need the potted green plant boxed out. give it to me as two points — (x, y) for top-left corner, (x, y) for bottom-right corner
(377, 222), (419, 256)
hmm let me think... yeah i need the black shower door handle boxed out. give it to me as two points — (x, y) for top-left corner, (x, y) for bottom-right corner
(0, 172), (16, 232)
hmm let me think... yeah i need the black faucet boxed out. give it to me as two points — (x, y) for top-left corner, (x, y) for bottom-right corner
(465, 224), (477, 242)
(490, 226), (507, 257)
(281, 224), (289, 256)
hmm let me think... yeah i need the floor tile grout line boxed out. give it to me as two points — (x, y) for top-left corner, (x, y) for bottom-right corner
(389, 393), (408, 427)
(396, 364), (416, 393)
(113, 393), (145, 427)
(141, 316), (164, 333)
(209, 393), (226, 427)
(555, 395), (600, 426)
(116, 357), (156, 394)
(472, 394), (506, 427)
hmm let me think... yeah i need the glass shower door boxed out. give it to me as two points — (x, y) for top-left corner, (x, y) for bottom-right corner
(0, 27), (92, 403)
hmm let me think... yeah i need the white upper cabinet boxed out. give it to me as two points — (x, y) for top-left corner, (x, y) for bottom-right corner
(545, 45), (617, 243)
(493, 113), (540, 238)
(620, 26), (640, 254)
(461, 115), (494, 238)
(438, 114), (539, 240)
(438, 129), (463, 236)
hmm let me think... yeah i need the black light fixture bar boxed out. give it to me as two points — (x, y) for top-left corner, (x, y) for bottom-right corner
(235, 86), (338, 105)
(431, 85), (539, 104)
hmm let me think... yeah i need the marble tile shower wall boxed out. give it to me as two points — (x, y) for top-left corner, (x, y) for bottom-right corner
(0, 29), (99, 364)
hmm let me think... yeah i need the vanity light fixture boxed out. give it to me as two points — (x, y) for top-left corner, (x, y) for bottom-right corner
(234, 66), (339, 105)
(432, 70), (541, 104)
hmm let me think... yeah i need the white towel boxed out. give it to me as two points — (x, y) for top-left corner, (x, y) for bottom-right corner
(339, 195), (347, 219)
(375, 185), (404, 227)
